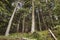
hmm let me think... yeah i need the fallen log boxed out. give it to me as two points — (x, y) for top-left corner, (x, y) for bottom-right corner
(48, 28), (57, 40)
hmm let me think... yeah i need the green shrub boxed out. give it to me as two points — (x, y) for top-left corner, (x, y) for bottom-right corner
(30, 32), (40, 40)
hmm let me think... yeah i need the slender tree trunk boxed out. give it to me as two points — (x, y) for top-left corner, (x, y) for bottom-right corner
(46, 0), (57, 40)
(48, 10), (54, 28)
(37, 12), (41, 31)
(46, 0), (54, 29)
(48, 28), (57, 40)
(22, 17), (25, 33)
(17, 23), (20, 32)
(31, 0), (35, 33)
(40, 8), (47, 30)
(5, 3), (18, 36)
(17, 17), (20, 33)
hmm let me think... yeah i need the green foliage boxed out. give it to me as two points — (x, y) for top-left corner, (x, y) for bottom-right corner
(0, 1), (60, 40)
(30, 32), (40, 40)
(53, 25), (60, 40)
(0, 0), (13, 35)
(0, 31), (54, 40)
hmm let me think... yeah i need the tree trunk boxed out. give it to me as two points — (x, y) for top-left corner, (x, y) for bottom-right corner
(17, 17), (20, 33)
(5, 3), (18, 36)
(40, 8), (47, 30)
(17, 23), (20, 33)
(48, 28), (57, 40)
(48, 10), (54, 28)
(37, 12), (41, 31)
(31, 0), (35, 33)
(22, 17), (25, 33)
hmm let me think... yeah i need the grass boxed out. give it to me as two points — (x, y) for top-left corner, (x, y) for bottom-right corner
(0, 31), (54, 40)
(0, 25), (60, 40)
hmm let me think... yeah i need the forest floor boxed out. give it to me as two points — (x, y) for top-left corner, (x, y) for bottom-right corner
(0, 25), (60, 40)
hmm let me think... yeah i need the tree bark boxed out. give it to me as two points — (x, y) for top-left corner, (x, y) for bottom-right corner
(5, 3), (18, 36)
(37, 12), (41, 31)
(17, 17), (20, 33)
(22, 17), (25, 33)
(48, 28), (57, 40)
(48, 10), (54, 28)
(31, 0), (35, 33)
(40, 8), (47, 30)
